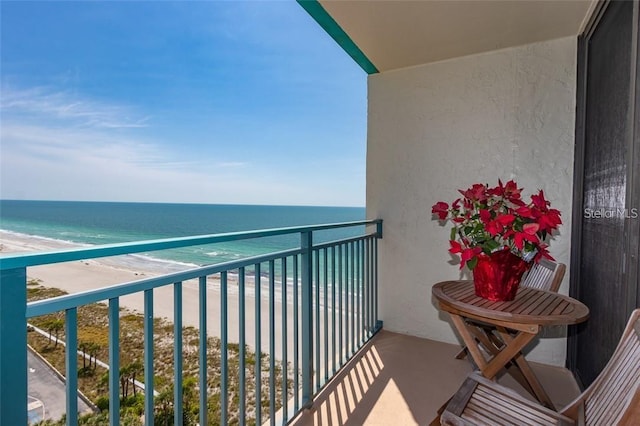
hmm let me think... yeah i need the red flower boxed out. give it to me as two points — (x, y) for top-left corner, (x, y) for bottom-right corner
(522, 223), (540, 235)
(479, 209), (491, 224)
(503, 180), (522, 201)
(433, 180), (561, 269)
(531, 190), (549, 210)
(485, 214), (515, 236)
(431, 201), (449, 220)
(459, 183), (488, 202)
(449, 240), (462, 254)
(496, 214), (515, 226)
(538, 209), (562, 231)
(514, 231), (539, 250)
(534, 244), (555, 262)
(516, 206), (536, 219)
(490, 180), (524, 204)
(460, 247), (482, 269)
(486, 220), (502, 236)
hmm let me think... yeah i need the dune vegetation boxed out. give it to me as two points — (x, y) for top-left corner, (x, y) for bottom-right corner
(27, 280), (293, 425)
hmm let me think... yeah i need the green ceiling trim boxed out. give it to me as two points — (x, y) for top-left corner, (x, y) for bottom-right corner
(297, 0), (379, 75)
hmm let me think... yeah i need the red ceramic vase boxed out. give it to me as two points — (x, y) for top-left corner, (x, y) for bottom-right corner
(472, 250), (531, 301)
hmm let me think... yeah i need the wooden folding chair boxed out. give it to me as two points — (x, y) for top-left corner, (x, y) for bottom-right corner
(441, 309), (640, 425)
(454, 259), (566, 360)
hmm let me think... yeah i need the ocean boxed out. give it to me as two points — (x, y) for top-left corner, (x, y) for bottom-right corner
(0, 200), (366, 272)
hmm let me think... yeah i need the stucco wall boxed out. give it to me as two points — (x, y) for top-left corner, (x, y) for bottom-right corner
(366, 36), (577, 366)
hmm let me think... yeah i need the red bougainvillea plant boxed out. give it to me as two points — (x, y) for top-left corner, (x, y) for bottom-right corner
(431, 180), (562, 270)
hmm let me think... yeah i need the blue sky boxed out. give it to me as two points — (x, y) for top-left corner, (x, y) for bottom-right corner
(0, 1), (367, 207)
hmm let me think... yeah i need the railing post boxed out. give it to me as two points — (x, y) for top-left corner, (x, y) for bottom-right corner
(0, 267), (27, 426)
(108, 298), (120, 426)
(375, 221), (383, 331)
(144, 289), (155, 425)
(300, 231), (313, 407)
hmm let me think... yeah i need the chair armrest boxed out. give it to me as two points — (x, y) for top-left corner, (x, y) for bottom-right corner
(441, 372), (575, 426)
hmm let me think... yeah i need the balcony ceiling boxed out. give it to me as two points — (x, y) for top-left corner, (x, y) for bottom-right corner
(316, 0), (596, 73)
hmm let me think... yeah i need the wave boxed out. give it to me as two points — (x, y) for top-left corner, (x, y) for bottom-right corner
(0, 228), (201, 275)
(104, 253), (201, 275)
(3, 229), (343, 308)
(205, 250), (242, 258)
(0, 228), (93, 249)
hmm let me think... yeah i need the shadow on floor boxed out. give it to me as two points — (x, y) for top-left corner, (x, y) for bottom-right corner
(290, 330), (580, 426)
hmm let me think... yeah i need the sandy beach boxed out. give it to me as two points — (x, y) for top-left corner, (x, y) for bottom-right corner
(1, 230), (296, 360)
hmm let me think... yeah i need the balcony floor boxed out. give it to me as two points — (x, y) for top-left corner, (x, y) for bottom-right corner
(290, 330), (580, 425)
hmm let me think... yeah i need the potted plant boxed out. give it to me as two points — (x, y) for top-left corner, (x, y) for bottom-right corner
(432, 180), (562, 301)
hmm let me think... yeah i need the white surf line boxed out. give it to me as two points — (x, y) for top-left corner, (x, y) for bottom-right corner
(28, 323), (158, 396)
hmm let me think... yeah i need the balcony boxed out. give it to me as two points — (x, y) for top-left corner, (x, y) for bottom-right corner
(1, 218), (582, 425)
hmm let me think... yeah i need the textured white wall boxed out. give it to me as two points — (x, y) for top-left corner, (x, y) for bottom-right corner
(366, 36), (577, 366)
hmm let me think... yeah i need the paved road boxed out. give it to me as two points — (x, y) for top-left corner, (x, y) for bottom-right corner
(27, 349), (93, 424)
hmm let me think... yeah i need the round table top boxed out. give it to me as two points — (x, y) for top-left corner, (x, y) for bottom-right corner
(432, 280), (589, 326)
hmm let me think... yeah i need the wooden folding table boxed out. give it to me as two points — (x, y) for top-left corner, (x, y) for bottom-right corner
(432, 280), (589, 409)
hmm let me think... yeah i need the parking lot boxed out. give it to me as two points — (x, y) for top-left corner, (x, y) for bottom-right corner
(27, 349), (94, 423)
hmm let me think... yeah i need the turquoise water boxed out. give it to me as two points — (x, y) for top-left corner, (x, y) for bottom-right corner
(0, 200), (366, 269)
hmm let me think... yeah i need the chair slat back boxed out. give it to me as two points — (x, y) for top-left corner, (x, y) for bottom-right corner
(521, 259), (565, 292)
(581, 310), (640, 425)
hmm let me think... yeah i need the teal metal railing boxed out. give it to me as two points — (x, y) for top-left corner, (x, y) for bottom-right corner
(0, 220), (382, 425)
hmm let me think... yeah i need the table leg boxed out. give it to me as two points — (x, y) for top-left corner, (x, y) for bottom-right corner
(466, 324), (537, 396)
(454, 322), (501, 361)
(449, 314), (488, 370)
(449, 313), (548, 407)
(482, 330), (535, 379)
(496, 328), (556, 409)
(468, 324), (502, 356)
(450, 314), (534, 379)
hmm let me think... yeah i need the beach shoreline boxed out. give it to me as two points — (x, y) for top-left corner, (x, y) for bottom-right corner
(1, 230), (295, 359)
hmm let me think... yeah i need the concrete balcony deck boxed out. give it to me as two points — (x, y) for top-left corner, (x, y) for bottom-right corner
(290, 329), (580, 425)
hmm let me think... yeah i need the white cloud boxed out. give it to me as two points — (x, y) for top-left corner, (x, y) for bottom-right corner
(0, 85), (365, 206)
(1, 86), (150, 129)
(0, 121), (260, 201)
(0, 118), (363, 206)
(0, 86), (259, 203)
